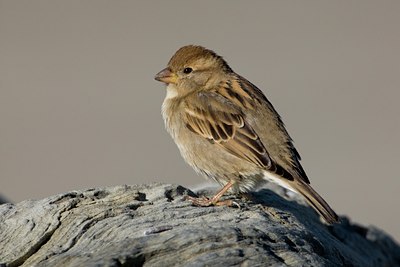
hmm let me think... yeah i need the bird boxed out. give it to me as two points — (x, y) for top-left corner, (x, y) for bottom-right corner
(155, 45), (338, 224)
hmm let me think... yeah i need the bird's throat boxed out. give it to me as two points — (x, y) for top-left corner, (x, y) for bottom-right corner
(165, 84), (179, 99)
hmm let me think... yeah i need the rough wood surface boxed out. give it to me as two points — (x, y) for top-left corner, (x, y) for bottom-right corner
(0, 183), (399, 267)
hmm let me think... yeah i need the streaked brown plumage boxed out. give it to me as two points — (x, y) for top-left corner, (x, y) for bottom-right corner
(155, 45), (338, 224)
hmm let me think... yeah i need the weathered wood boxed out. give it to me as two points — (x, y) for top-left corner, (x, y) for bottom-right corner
(0, 183), (399, 267)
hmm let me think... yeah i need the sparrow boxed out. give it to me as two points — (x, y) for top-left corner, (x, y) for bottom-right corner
(155, 45), (338, 224)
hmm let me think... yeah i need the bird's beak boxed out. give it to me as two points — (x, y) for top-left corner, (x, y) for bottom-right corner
(155, 68), (177, 84)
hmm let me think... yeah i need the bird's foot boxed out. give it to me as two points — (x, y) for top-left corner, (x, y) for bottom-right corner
(184, 195), (240, 208)
(183, 180), (239, 207)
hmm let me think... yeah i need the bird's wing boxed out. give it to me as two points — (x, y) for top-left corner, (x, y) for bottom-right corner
(183, 91), (272, 169)
(232, 76), (310, 183)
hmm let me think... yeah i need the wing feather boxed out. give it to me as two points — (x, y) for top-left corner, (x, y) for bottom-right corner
(183, 91), (272, 169)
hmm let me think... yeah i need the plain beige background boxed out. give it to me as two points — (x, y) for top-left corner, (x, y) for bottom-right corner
(1, 1), (399, 241)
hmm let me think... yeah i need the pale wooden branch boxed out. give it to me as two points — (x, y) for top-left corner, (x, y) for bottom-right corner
(0, 183), (399, 267)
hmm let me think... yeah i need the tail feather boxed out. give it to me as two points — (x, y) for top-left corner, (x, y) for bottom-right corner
(292, 181), (338, 224)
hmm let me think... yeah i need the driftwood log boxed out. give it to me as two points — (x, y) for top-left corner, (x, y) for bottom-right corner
(0, 183), (399, 267)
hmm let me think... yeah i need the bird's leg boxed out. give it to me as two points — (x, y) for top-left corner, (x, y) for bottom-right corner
(185, 180), (236, 207)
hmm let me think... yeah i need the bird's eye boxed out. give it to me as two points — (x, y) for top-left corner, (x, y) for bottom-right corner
(183, 67), (193, 74)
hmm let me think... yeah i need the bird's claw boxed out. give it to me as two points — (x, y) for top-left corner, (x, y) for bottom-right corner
(184, 195), (241, 208)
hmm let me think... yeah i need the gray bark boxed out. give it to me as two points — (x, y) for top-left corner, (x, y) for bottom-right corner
(0, 183), (399, 267)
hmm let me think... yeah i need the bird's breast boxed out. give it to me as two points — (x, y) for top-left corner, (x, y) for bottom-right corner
(161, 85), (184, 141)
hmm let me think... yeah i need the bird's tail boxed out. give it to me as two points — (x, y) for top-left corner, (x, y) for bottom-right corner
(291, 181), (338, 224)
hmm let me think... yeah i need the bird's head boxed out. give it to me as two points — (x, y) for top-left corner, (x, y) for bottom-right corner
(155, 45), (232, 94)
